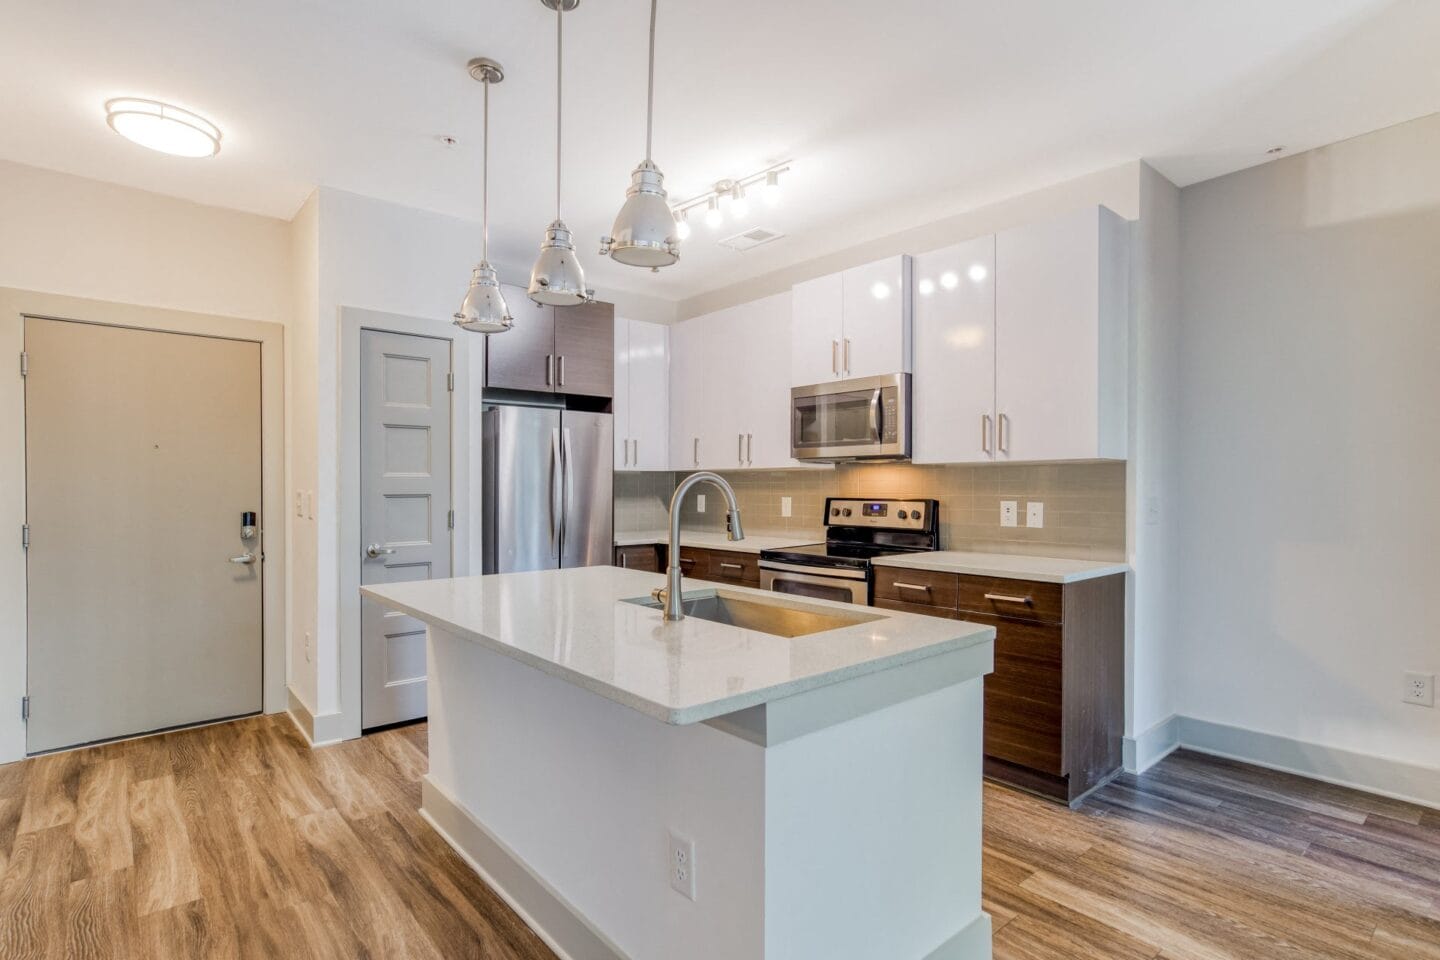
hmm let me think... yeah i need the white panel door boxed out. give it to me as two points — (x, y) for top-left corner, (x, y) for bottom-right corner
(995, 208), (1102, 461)
(790, 273), (843, 386)
(360, 329), (452, 729)
(840, 255), (912, 379)
(612, 318), (632, 468)
(25, 318), (262, 753)
(626, 319), (670, 470)
(912, 237), (996, 464)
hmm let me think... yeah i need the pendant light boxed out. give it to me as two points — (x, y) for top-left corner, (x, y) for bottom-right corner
(599, 0), (679, 269)
(528, 0), (589, 306)
(454, 57), (513, 334)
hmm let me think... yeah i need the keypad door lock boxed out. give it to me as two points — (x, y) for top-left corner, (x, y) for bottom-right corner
(241, 511), (258, 540)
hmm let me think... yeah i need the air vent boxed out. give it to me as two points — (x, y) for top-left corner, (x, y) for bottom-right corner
(719, 227), (785, 252)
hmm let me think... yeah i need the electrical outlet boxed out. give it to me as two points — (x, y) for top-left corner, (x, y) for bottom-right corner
(696, 493), (706, 513)
(1000, 500), (1018, 527)
(667, 831), (696, 900)
(1403, 672), (1434, 707)
(295, 491), (304, 518)
(780, 496), (792, 518)
(1026, 502), (1044, 528)
(304, 631), (312, 663)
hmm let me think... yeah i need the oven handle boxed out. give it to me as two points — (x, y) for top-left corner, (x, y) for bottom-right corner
(761, 568), (870, 604)
(758, 558), (869, 581)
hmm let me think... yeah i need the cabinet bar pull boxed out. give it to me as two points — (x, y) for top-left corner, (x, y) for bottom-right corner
(557, 355), (566, 387)
(693, 437), (700, 466)
(620, 553), (628, 568)
(633, 438), (639, 465)
(984, 593), (1033, 605)
(893, 582), (931, 593)
(982, 414), (993, 455)
(746, 433), (753, 465)
(738, 433), (745, 465)
(998, 413), (1010, 454)
(545, 354), (554, 386)
(680, 557), (695, 567)
(719, 562), (743, 571)
(831, 339), (839, 375)
(843, 338), (851, 374)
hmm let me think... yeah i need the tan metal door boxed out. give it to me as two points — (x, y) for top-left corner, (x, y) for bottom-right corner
(24, 317), (263, 753)
(360, 329), (452, 729)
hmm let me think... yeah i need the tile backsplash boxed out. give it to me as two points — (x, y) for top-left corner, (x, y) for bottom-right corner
(616, 462), (1126, 561)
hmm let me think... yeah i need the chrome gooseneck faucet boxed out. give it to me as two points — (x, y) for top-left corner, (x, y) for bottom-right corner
(654, 471), (745, 620)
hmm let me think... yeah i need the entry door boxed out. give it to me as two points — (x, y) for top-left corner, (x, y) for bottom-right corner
(24, 318), (263, 753)
(360, 329), (452, 729)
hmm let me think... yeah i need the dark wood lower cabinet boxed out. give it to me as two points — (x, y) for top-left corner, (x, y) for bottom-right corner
(617, 544), (761, 586)
(875, 567), (1124, 806)
(613, 544), (661, 572)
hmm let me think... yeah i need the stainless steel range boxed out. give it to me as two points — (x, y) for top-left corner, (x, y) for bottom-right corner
(759, 497), (940, 605)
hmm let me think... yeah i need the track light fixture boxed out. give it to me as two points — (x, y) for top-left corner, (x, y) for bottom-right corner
(672, 162), (791, 230)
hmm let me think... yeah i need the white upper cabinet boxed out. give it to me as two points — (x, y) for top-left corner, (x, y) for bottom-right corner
(994, 206), (1128, 462)
(791, 255), (911, 385)
(911, 235), (997, 464)
(613, 318), (670, 472)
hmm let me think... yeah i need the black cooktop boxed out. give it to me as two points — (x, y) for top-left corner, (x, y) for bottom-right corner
(760, 542), (918, 569)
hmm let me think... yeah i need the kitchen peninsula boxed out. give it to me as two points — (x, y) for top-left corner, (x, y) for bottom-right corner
(362, 566), (996, 960)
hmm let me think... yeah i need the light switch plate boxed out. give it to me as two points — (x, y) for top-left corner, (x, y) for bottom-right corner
(1026, 502), (1044, 528)
(696, 494), (706, 513)
(780, 496), (792, 518)
(1000, 500), (1018, 527)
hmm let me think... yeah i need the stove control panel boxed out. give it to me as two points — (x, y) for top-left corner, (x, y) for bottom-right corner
(825, 498), (934, 531)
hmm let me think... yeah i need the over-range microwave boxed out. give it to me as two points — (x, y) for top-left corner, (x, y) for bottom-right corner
(790, 373), (911, 462)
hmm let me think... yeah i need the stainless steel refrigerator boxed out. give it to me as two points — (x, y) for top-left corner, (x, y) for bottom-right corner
(481, 404), (613, 573)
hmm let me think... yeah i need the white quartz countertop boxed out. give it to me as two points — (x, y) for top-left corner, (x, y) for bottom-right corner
(361, 566), (993, 726)
(612, 530), (823, 553)
(872, 550), (1129, 584)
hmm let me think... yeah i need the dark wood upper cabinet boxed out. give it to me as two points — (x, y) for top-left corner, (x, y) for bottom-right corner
(484, 284), (614, 399)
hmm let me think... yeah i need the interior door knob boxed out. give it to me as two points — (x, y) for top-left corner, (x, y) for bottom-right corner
(365, 543), (395, 559)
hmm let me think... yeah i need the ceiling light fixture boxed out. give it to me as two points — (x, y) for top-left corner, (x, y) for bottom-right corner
(674, 210), (692, 240)
(671, 161), (790, 229)
(105, 98), (221, 158)
(528, 0), (589, 307)
(599, 0), (680, 271)
(454, 57), (513, 335)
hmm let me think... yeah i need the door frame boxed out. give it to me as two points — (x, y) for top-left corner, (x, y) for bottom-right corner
(338, 308), (473, 744)
(0, 288), (287, 764)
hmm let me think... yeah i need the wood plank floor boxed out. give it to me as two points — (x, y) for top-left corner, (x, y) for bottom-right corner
(0, 715), (1435, 959)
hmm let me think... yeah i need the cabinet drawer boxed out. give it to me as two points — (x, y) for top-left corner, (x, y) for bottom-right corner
(676, 547), (708, 577)
(614, 545), (660, 573)
(873, 597), (959, 620)
(873, 567), (959, 609)
(707, 550), (759, 585)
(957, 575), (1063, 624)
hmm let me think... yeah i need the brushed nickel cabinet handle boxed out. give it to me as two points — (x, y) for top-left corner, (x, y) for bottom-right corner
(738, 433), (745, 465)
(746, 433), (753, 465)
(545, 354), (554, 386)
(843, 338), (852, 374)
(831, 339), (839, 375)
(893, 581), (931, 592)
(719, 562), (743, 571)
(633, 438), (639, 465)
(998, 413), (1010, 454)
(984, 593), (1033, 605)
(982, 414), (993, 455)
(557, 355), (566, 387)
(693, 437), (700, 466)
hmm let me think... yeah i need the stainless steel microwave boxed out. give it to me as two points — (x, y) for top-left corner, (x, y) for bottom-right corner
(790, 373), (911, 462)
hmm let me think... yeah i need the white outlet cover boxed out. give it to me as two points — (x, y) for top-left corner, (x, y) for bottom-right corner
(1026, 502), (1044, 528)
(780, 496), (792, 518)
(1403, 671), (1435, 707)
(696, 493), (706, 513)
(1000, 500), (1018, 527)
(668, 830), (697, 900)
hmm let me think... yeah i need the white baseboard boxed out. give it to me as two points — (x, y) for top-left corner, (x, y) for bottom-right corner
(286, 687), (345, 748)
(1175, 716), (1440, 811)
(1123, 713), (1181, 773)
(420, 777), (629, 960)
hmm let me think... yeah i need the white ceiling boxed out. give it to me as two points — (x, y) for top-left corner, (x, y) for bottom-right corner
(2, 0), (1438, 302)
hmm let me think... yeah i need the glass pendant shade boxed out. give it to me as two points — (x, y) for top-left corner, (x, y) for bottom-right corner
(455, 261), (512, 333)
(601, 160), (680, 267)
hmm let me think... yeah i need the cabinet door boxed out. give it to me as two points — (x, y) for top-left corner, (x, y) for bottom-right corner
(612, 319), (632, 469)
(627, 319), (670, 469)
(739, 293), (797, 468)
(554, 300), (614, 398)
(486, 284), (555, 392)
(995, 206), (1127, 461)
(840, 255), (911, 379)
(695, 307), (744, 471)
(790, 273), (843, 386)
(912, 237), (995, 464)
(668, 319), (701, 470)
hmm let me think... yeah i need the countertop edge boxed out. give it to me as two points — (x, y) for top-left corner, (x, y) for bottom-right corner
(870, 553), (1130, 584)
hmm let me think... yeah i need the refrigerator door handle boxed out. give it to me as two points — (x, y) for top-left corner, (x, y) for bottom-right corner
(563, 427), (575, 539)
(550, 427), (563, 558)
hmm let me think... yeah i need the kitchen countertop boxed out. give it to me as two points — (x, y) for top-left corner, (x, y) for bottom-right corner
(361, 566), (994, 725)
(872, 550), (1129, 584)
(612, 530), (823, 553)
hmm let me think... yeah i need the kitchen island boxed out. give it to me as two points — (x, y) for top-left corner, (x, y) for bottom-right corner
(362, 566), (996, 960)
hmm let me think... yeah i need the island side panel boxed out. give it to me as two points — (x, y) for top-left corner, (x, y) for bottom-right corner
(763, 678), (991, 960)
(424, 625), (767, 960)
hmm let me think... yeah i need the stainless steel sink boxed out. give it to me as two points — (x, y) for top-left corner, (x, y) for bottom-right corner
(625, 589), (882, 638)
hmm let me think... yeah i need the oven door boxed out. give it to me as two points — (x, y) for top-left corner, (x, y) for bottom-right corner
(790, 373), (909, 461)
(759, 561), (869, 606)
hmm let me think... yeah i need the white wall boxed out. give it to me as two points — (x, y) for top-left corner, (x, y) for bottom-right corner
(287, 192), (321, 712)
(1174, 113), (1440, 775)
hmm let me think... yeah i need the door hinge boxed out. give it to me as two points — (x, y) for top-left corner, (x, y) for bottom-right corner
(447, 509), (455, 530)
(19, 352), (28, 378)
(447, 371), (455, 392)
(21, 524), (30, 551)
(21, 697), (29, 723)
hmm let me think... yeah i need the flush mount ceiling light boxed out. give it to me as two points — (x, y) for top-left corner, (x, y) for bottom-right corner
(105, 98), (221, 157)
(600, 0), (680, 271)
(528, 0), (590, 307)
(454, 57), (513, 335)
(672, 161), (791, 231)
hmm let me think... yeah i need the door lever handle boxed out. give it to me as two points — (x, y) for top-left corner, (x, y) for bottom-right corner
(229, 552), (257, 565)
(365, 543), (396, 559)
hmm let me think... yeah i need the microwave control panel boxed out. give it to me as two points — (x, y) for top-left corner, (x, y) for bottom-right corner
(882, 394), (899, 442)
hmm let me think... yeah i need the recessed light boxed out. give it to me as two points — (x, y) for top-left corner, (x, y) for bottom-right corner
(105, 98), (221, 158)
